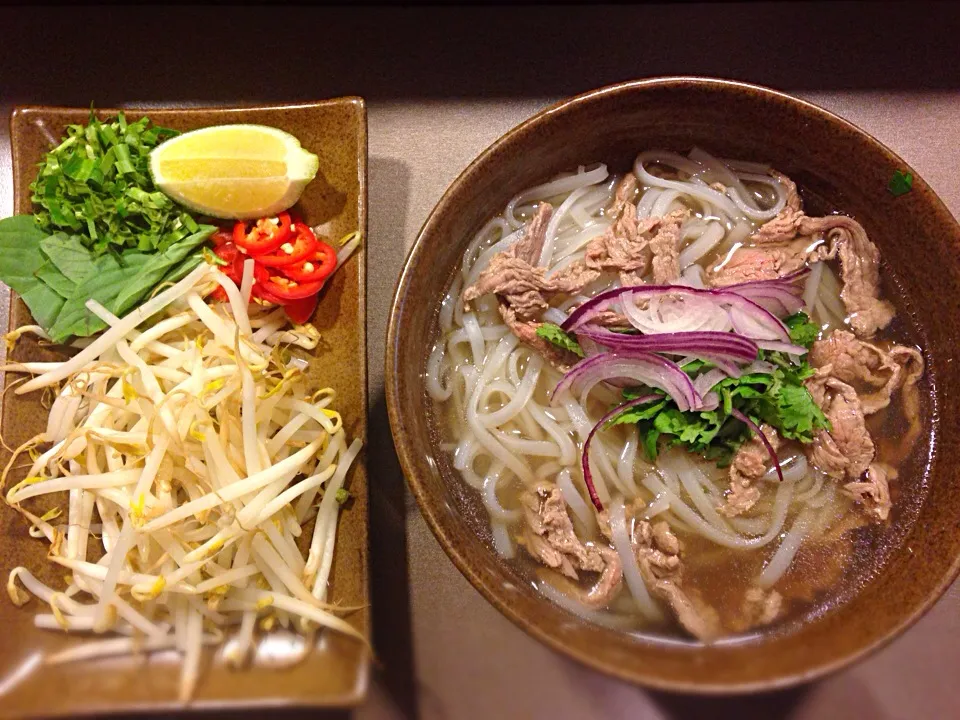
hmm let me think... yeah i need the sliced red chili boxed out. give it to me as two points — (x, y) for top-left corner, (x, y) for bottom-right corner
(255, 222), (318, 268)
(209, 243), (238, 303)
(281, 240), (337, 283)
(251, 284), (280, 304)
(213, 242), (243, 284)
(261, 273), (324, 301)
(211, 228), (233, 246)
(213, 242), (239, 263)
(284, 294), (319, 324)
(232, 212), (292, 256)
(211, 242), (269, 303)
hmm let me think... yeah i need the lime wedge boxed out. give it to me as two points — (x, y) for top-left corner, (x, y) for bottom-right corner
(149, 124), (319, 219)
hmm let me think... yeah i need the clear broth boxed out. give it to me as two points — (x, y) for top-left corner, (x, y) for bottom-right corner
(427, 175), (933, 641)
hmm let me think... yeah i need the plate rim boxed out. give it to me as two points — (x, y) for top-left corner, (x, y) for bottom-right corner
(2, 97), (371, 713)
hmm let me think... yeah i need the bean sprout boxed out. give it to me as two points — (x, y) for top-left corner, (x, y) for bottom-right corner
(2, 266), (364, 702)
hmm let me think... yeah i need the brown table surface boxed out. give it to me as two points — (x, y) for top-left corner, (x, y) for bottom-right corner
(2, 5), (959, 719)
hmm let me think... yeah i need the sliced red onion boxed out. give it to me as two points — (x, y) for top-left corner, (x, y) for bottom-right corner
(582, 394), (661, 512)
(578, 335), (604, 358)
(563, 284), (790, 345)
(622, 291), (732, 334)
(743, 360), (776, 375)
(553, 351), (701, 411)
(722, 268), (810, 317)
(755, 340), (807, 356)
(730, 286), (805, 317)
(730, 408), (783, 483)
(700, 391), (720, 411)
(697, 354), (743, 377)
(576, 327), (758, 363)
(728, 304), (790, 342)
(692, 368), (729, 398)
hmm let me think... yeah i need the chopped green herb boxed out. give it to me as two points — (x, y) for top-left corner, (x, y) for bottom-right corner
(623, 387), (654, 401)
(335, 488), (351, 505)
(611, 351), (830, 465)
(783, 311), (820, 349)
(641, 425), (661, 463)
(679, 359), (710, 376)
(621, 361), (708, 402)
(0, 110), (222, 341)
(888, 170), (914, 197)
(535, 322), (584, 357)
(29, 110), (201, 256)
(606, 398), (666, 428)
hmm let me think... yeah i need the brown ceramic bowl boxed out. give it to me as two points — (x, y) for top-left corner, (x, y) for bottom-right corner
(386, 77), (960, 693)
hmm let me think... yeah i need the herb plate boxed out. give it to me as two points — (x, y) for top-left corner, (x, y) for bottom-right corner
(0, 100), (369, 715)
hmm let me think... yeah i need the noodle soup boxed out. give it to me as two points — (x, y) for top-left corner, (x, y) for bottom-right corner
(426, 149), (927, 640)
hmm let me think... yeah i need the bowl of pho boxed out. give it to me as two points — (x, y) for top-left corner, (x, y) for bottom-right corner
(386, 77), (960, 692)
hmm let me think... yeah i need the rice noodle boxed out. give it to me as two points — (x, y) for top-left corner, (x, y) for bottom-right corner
(651, 189), (683, 217)
(634, 151), (742, 218)
(553, 223), (610, 263)
(425, 341), (452, 401)
(663, 451), (732, 531)
(609, 497), (662, 620)
(464, 229), (522, 288)
(642, 473), (794, 549)
(556, 468), (593, 529)
(680, 264), (706, 288)
(763, 454), (809, 484)
(721, 158), (773, 175)
(570, 187), (614, 228)
(540, 186), (593, 267)
(537, 580), (636, 631)
(491, 522), (515, 559)
(482, 463), (520, 523)
(505, 165), (609, 230)
(617, 434), (641, 497)
(803, 261), (825, 314)
(636, 188), (661, 219)
(678, 221), (725, 269)
(727, 171), (788, 220)
(758, 508), (815, 588)
(727, 516), (770, 536)
(688, 147), (758, 209)
(429, 150), (861, 637)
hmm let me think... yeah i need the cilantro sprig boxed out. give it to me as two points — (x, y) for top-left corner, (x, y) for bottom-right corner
(783, 311), (820, 348)
(536, 322), (584, 357)
(888, 170), (914, 197)
(610, 347), (829, 466)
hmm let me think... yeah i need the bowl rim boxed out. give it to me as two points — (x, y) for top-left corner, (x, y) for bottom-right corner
(385, 75), (960, 694)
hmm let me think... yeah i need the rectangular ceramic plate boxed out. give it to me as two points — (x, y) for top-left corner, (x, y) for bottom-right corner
(0, 100), (369, 716)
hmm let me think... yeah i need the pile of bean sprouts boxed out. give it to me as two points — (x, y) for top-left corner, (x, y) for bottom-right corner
(1, 261), (364, 701)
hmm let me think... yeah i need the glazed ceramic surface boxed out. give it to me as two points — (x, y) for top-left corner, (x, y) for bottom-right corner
(0, 99), (369, 715)
(386, 78), (960, 692)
